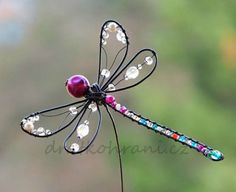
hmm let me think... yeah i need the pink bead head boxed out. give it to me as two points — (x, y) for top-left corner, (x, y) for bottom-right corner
(66, 75), (90, 98)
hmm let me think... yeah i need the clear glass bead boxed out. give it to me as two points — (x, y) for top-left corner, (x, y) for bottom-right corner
(84, 120), (89, 125)
(108, 84), (116, 91)
(23, 121), (34, 133)
(70, 143), (80, 152)
(37, 127), (45, 136)
(107, 22), (118, 32)
(46, 129), (52, 135)
(101, 69), (110, 78)
(186, 140), (192, 145)
(22, 119), (27, 124)
(144, 56), (153, 65)
(115, 104), (121, 111)
(116, 31), (125, 42)
(125, 66), (139, 80)
(77, 123), (89, 139)
(102, 30), (109, 39)
(69, 106), (78, 115)
(28, 117), (35, 122)
(102, 39), (107, 45)
(121, 38), (127, 44)
(34, 115), (40, 121)
(88, 103), (97, 112)
(166, 130), (172, 136)
(137, 64), (142, 70)
(116, 27), (123, 34)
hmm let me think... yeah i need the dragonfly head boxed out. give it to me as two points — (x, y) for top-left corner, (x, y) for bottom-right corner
(65, 75), (90, 98)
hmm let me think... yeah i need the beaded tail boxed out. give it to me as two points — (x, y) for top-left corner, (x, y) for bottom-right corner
(105, 95), (224, 161)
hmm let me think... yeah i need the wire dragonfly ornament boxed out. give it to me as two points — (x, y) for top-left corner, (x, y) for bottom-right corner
(21, 20), (224, 192)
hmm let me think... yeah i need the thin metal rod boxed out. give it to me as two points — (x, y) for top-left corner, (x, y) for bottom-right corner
(105, 104), (124, 192)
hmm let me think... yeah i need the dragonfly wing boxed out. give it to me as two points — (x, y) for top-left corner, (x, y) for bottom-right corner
(20, 99), (88, 137)
(64, 102), (102, 154)
(97, 20), (129, 87)
(102, 48), (158, 93)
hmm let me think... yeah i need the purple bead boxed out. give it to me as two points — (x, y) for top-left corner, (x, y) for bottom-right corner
(120, 106), (127, 113)
(105, 95), (116, 104)
(197, 145), (205, 152)
(66, 75), (90, 98)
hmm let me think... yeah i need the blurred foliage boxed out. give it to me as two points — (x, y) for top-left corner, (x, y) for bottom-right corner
(153, 0), (236, 109)
(0, 0), (235, 192)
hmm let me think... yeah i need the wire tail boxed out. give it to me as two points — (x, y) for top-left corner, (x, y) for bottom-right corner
(104, 95), (224, 162)
(104, 104), (124, 192)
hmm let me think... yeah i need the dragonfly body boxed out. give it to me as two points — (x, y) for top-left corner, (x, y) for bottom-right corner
(21, 20), (224, 192)
(105, 95), (224, 161)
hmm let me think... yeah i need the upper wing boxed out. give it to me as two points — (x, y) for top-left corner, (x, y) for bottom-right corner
(20, 99), (88, 137)
(102, 48), (158, 93)
(97, 20), (129, 87)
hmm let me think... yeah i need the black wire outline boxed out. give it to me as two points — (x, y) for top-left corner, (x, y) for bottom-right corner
(97, 20), (129, 86)
(21, 99), (89, 138)
(99, 47), (108, 87)
(104, 104), (124, 192)
(21, 20), (161, 192)
(99, 46), (127, 88)
(40, 103), (85, 117)
(102, 49), (158, 93)
(34, 99), (87, 115)
(64, 102), (102, 154)
(110, 54), (156, 88)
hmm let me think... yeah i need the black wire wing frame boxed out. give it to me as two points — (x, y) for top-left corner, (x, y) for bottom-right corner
(64, 102), (102, 154)
(20, 99), (88, 138)
(21, 20), (159, 192)
(102, 48), (158, 93)
(97, 20), (129, 87)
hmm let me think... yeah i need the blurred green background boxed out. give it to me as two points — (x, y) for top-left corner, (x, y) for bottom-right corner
(0, 0), (235, 191)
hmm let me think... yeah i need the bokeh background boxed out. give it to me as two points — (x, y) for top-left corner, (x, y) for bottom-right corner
(0, 0), (235, 191)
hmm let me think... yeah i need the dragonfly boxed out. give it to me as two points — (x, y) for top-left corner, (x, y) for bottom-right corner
(21, 20), (224, 192)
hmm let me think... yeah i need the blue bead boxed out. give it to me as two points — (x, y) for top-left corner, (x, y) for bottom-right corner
(210, 150), (224, 161)
(139, 118), (147, 125)
(191, 142), (198, 148)
(152, 124), (158, 130)
(179, 136), (187, 142)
